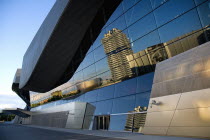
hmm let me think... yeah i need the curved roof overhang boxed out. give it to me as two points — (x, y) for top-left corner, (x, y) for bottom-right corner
(19, 0), (121, 92)
(12, 69), (30, 106)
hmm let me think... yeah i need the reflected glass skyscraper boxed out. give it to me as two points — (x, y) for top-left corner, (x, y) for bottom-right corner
(102, 28), (133, 81)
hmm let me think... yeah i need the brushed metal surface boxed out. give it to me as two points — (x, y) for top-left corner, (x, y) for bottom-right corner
(144, 111), (174, 127)
(167, 127), (210, 138)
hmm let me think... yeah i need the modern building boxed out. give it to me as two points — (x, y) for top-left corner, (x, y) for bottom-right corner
(10, 0), (210, 139)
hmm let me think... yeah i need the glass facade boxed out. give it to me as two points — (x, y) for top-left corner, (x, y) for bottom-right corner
(30, 0), (210, 132)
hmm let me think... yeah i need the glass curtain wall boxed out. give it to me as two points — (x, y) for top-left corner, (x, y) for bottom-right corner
(31, 0), (210, 132)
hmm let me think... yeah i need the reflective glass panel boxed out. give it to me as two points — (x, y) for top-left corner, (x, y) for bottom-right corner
(84, 90), (98, 103)
(136, 72), (154, 93)
(128, 13), (157, 42)
(97, 84), (114, 101)
(97, 70), (112, 87)
(73, 70), (83, 84)
(163, 30), (206, 58)
(73, 94), (85, 102)
(94, 99), (113, 115)
(135, 92), (151, 108)
(82, 52), (95, 69)
(93, 46), (106, 61)
(197, 1), (210, 27)
(158, 9), (202, 43)
(122, 0), (140, 11)
(154, 0), (195, 27)
(95, 58), (109, 75)
(131, 30), (161, 53)
(109, 115), (130, 131)
(83, 64), (96, 80)
(125, 0), (152, 26)
(105, 15), (127, 32)
(194, 0), (207, 5)
(150, 0), (169, 9)
(114, 78), (137, 98)
(112, 95), (135, 113)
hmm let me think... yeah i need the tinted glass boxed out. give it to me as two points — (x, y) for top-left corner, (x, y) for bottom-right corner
(83, 64), (96, 80)
(97, 70), (112, 87)
(135, 92), (151, 108)
(84, 90), (98, 103)
(109, 115), (131, 131)
(112, 95), (135, 113)
(93, 46), (106, 61)
(122, 0), (140, 11)
(125, 0), (152, 26)
(82, 52), (95, 69)
(73, 94), (85, 102)
(95, 58), (109, 75)
(114, 78), (137, 98)
(131, 30), (161, 53)
(164, 30), (206, 57)
(128, 13), (157, 42)
(94, 100), (113, 115)
(197, 1), (210, 27)
(105, 15), (127, 32)
(154, 0), (195, 27)
(194, 0), (207, 5)
(136, 72), (154, 93)
(97, 84), (114, 101)
(150, 0), (169, 9)
(73, 71), (83, 84)
(158, 9), (202, 43)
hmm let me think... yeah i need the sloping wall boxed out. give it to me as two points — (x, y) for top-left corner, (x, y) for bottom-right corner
(143, 42), (210, 138)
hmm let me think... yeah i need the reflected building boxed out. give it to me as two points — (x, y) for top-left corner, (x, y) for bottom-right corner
(102, 28), (133, 81)
(124, 106), (147, 133)
(127, 43), (166, 76)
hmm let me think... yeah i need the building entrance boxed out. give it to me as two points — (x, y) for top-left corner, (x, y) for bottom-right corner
(96, 115), (110, 130)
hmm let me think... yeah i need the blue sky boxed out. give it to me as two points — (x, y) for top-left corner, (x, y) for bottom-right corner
(0, 0), (55, 109)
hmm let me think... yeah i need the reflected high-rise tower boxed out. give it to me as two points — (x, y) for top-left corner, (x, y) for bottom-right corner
(102, 28), (133, 81)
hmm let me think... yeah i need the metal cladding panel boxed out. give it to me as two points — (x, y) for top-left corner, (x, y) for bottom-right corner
(20, 0), (121, 92)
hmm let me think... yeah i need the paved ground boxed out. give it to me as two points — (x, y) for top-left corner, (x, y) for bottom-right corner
(0, 123), (123, 140)
(0, 123), (208, 140)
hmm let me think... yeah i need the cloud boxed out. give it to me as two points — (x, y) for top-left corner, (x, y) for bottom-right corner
(0, 94), (26, 109)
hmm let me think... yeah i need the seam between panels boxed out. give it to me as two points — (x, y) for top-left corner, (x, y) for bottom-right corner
(165, 92), (183, 135)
